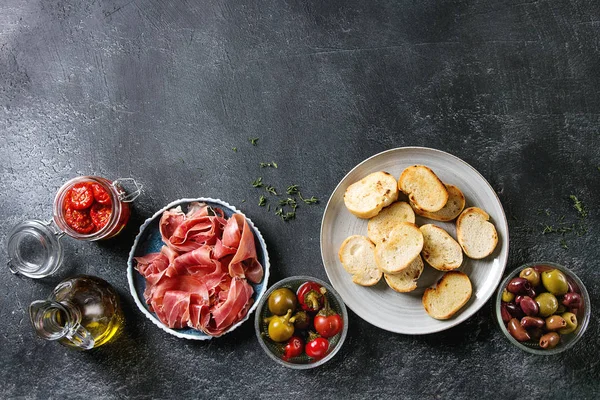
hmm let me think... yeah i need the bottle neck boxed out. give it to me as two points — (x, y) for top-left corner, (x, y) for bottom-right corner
(29, 300), (94, 349)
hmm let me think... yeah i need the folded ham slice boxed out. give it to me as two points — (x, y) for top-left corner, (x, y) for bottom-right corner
(135, 202), (264, 336)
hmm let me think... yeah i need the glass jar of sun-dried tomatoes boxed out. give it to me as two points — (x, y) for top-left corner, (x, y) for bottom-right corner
(53, 176), (136, 240)
(6, 176), (142, 278)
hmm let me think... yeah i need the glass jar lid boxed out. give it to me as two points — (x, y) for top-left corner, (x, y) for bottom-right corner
(7, 220), (64, 279)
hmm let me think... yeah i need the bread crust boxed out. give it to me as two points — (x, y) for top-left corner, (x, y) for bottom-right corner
(420, 224), (463, 271)
(383, 255), (424, 292)
(374, 222), (423, 274)
(456, 207), (498, 259)
(367, 201), (415, 245)
(398, 165), (448, 212)
(422, 271), (472, 320)
(412, 184), (465, 221)
(338, 235), (382, 286)
(344, 171), (399, 219)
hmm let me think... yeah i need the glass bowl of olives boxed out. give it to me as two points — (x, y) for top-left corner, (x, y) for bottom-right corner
(495, 262), (590, 355)
(254, 276), (348, 369)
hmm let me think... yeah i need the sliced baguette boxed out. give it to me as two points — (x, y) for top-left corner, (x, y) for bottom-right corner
(398, 165), (448, 212)
(456, 207), (498, 259)
(383, 254), (424, 293)
(412, 184), (465, 221)
(338, 235), (382, 286)
(367, 201), (415, 245)
(374, 222), (423, 274)
(343, 171), (399, 219)
(422, 271), (472, 320)
(420, 224), (463, 271)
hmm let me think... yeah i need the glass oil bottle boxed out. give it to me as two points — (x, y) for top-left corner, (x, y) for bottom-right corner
(29, 275), (124, 350)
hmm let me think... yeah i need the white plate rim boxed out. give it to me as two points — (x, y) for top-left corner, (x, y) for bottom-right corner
(127, 197), (270, 340)
(320, 146), (509, 335)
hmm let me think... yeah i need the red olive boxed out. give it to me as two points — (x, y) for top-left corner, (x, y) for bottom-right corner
(515, 295), (524, 305)
(567, 281), (579, 294)
(562, 292), (582, 309)
(500, 303), (512, 323)
(520, 316), (545, 329)
(508, 318), (531, 342)
(539, 332), (560, 349)
(505, 302), (525, 319)
(529, 327), (544, 340)
(519, 296), (539, 316)
(507, 278), (532, 295)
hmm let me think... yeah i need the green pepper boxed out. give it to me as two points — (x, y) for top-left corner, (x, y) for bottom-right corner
(264, 309), (296, 342)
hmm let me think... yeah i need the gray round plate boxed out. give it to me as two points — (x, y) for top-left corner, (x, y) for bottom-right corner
(320, 147), (509, 335)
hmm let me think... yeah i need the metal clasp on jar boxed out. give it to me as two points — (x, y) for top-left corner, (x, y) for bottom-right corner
(112, 178), (143, 203)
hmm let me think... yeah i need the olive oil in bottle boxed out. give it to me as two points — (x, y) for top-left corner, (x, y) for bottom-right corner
(29, 275), (123, 350)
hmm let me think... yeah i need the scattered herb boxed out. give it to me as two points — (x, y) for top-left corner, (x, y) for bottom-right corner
(569, 195), (587, 218)
(301, 196), (319, 205)
(252, 177), (263, 188)
(249, 137), (259, 146)
(560, 238), (568, 249)
(286, 185), (300, 195)
(274, 209), (296, 221)
(542, 225), (557, 234)
(259, 161), (278, 168)
(267, 204), (271, 212)
(282, 212), (296, 221)
(241, 199), (246, 203)
(232, 147), (237, 152)
(279, 198), (298, 210)
(265, 185), (278, 196)
(258, 195), (267, 207)
(298, 192), (319, 204)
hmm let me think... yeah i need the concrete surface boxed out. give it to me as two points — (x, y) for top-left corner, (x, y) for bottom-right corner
(1, 0), (599, 398)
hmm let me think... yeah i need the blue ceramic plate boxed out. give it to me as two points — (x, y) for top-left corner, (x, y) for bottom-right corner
(127, 198), (270, 340)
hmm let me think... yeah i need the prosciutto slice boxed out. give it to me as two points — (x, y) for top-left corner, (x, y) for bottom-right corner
(198, 277), (254, 336)
(224, 214), (264, 284)
(135, 202), (264, 336)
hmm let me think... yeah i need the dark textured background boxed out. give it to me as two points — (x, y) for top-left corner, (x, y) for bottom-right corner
(1, 0), (599, 398)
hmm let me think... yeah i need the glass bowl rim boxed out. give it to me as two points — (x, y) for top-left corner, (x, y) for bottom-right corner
(495, 261), (591, 355)
(254, 275), (348, 369)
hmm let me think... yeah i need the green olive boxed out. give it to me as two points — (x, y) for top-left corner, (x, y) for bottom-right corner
(519, 267), (540, 287)
(268, 288), (297, 316)
(558, 312), (578, 335)
(501, 289), (515, 303)
(541, 269), (568, 296)
(535, 292), (558, 317)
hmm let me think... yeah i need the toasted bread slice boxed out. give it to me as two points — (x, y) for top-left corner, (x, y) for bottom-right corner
(338, 235), (382, 286)
(398, 165), (448, 212)
(412, 184), (465, 221)
(456, 207), (498, 259)
(420, 224), (463, 271)
(422, 271), (472, 320)
(367, 201), (415, 245)
(374, 222), (423, 274)
(344, 171), (399, 219)
(383, 255), (424, 293)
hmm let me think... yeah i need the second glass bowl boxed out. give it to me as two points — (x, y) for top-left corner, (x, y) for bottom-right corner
(495, 262), (590, 355)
